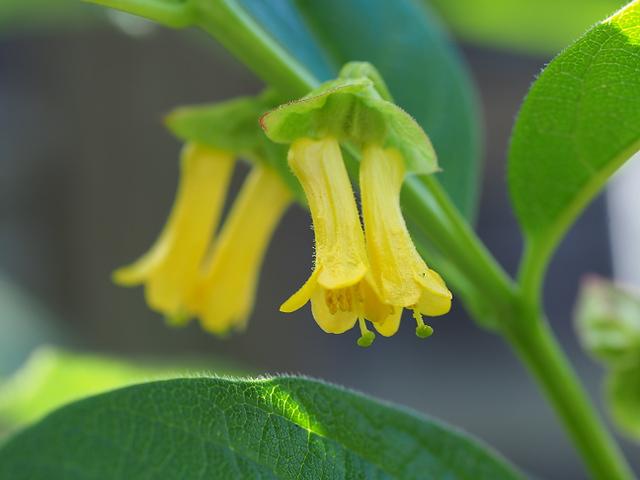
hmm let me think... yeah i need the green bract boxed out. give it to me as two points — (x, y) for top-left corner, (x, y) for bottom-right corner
(261, 62), (438, 176)
(165, 92), (303, 201)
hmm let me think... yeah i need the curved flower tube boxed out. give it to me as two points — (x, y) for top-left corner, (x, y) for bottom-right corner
(280, 137), (400, 345)
(113, 143), (234, 317)
(187, 163), (292, 334)
(360, 144), (452, 336)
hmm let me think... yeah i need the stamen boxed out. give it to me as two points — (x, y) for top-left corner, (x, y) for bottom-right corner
(357, 317), (376, 347)
(412, 308), (434, 339)
(325, 290), (338, 314)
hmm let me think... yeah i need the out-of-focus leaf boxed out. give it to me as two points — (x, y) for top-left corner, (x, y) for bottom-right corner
(0, 376), (523, 479)
(606, 366), (640, 441)
(0, 346), (243, 430)
(428, 0), (626, 55)
(575, 276), (640, 442)
(575, 276), (640, 365)
(508, 1), (640, 281)
(0, 0), (97, 34)
(295, 0), (482, 219)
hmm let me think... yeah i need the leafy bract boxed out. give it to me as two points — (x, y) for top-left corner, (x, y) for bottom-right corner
(261, 64), (438, 176)
(509, 1), (640, 282)
(294, 0), (481, 218)
(0, 376), (523, 479)
(165, 93), (303, 200)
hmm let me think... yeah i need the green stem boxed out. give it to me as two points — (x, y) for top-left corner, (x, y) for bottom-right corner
(504, 303), (634, 480)
(194, 0), (318, 96)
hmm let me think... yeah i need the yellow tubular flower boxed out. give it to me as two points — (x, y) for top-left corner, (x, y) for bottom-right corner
(280, 137), (400, 345)
(360, 144), (452, 337)
(113, 143), (234, 317)
(187, 163), (292, 335)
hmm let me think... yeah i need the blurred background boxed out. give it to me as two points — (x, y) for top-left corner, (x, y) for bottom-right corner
(1, 1), (639, 479)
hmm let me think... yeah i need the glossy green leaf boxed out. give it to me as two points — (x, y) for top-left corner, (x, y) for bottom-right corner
(0, 376), (523, 479)
(509, 1), (640, 287)
(607, 366), (640, 441)
(428, 0), (626, 55)
(294, 0), (481, 219)
(0, 347), (242, 430)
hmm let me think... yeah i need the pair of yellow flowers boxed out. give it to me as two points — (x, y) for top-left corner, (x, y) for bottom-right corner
(115, 136), (451, 345)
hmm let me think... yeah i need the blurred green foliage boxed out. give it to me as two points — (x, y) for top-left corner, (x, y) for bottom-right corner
(429, 0), (626, 54)
(0, 346), (246, 433)
(576, 277), (640, 442)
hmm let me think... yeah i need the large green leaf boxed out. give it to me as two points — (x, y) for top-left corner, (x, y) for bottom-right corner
(428, 0), (626, 55)
(294, 0), (481, 219)
(0, 376), (523, 479)
(508, 1), (640, 284)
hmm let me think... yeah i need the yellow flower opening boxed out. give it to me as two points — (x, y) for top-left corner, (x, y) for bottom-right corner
(186, 163), (292, 335)
(360, 144), (452, 336)
(280, 137), (401, 344)
(113, 143), (234, 317)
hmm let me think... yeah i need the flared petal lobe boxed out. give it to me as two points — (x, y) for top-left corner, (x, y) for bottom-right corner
(360, 145), (452, 316)
(188, 164), (292, 334)
(113, 144), (234, 316)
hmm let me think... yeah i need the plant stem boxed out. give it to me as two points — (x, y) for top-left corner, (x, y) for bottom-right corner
(194, 0), (318, 97)
(504, 302), (635, 480)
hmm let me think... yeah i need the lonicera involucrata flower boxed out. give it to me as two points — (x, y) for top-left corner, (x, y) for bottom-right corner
(279, 137), (401, 346)
(262, 62), (452, 344)
(115, 93), (294, 335)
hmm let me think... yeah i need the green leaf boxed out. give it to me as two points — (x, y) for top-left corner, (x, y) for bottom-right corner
(607, 366), (640, 442)
(509, 1), (640, 289)
(0, 376), (523, 479)
(427, 0), (626, 55)
(294, 0), (482, 219)
(262, 63), (438, 175)
(0, 347), (242, 430)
